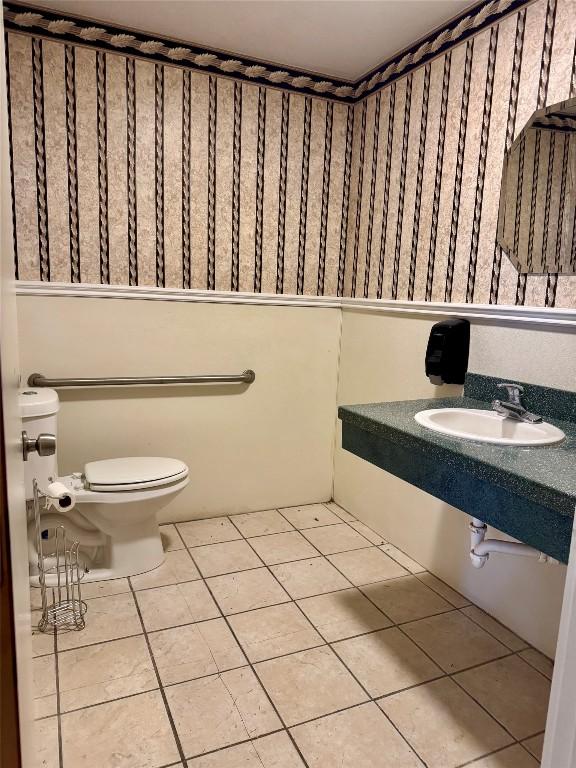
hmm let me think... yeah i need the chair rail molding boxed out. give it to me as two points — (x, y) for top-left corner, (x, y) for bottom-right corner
(16, 282), (576, 327)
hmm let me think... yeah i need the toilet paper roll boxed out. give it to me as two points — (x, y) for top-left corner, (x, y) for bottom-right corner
(45, 481), (76, 511)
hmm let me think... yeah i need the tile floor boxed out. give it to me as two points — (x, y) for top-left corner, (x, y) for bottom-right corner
(31, 502), (552, 768)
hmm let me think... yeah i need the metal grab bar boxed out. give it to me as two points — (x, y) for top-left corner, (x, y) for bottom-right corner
(27, 370), (256, 388)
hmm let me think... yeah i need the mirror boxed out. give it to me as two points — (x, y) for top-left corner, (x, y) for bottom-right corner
(497, 96), (576, 275)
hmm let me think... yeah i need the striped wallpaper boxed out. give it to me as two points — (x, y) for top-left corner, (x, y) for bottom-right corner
(343, 0), (576, 308)
(5, 0), (576, 307)
(7, 32), (352, 295)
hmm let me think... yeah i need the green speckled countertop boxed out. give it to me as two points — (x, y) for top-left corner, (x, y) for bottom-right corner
(338, 396), (576, 517)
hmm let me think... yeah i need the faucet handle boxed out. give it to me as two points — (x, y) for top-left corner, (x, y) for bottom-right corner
(497, 382), (524, 404)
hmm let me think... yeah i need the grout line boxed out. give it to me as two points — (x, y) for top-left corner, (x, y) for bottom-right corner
(132, 575), (202, 593)
(289, 604), (433, 766)
(455, 737), (541, 768)
(173, 728), (287, 765)
(128, 577), (188, 766)
(186, 546), (312, 768)
(414, 572), (471, 607)
(230, 517), (324, 559)
(457, 746), (510, 768)
(514, 652), (554, 683)
(323, 500), (358, 524)
(54, 629), (143, 655)
(51, 626), (64, 768)
(255, 533), (529, 761)
(56, 683), (161, 716)
(46, 595), (546, 683)
(197, 512), (537, 657)
(46, 509), (550, 768)
(236, 530), (429, 766)
(448, 671), (522, 745)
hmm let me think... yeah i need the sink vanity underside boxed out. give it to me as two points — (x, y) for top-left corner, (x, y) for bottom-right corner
(339, 376), (576, 564)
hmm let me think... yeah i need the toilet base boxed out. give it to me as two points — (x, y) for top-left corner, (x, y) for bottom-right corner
(29, 475), (188, 585)
(29, 513), (166, 586)
(89, 514), (165, 580)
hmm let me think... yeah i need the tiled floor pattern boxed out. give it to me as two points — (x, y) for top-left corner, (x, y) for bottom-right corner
(31, 502), (552, 768)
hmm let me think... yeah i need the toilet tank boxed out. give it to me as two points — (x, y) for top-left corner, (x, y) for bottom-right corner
(19, 388), (59, 499)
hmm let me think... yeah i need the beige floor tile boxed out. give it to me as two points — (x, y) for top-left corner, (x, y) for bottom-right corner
(57, 592), (142, 651)
(35, 577), (130, 606)
(361, 575), (453, 624)
(61, 690), (180, 768)
(207, 567), (289, 615)
(31, 619), (55, 658)
(416, 572), (470, 608)
(254, 646), (368, 726)
(79, 578), (131, 600)
(191, 539), (263, 577)
(248, 531), (319, 565)
(380, 678), (512, 768)
(519, 648), (554, 679)
(349, 520), (387, 544)
(467, 744), (540, 767)
(58, 635), (157, 711)
(302, 524), (372, 555)
(333, 627), (442, 697)
(328, 548), (408, 586)
(461, 606), (528, 651)
(297, 588), (391, 641)
(522, 733), (545, 760)
(249, 731), (305, 767)
(228, 603), (324, 662)
(232, 509), (294, 537)
(291, 701), (423, 768)
(455, 655), (551, 740)
(187, 731), (304, 767)
(380, 544), (426, 574)
(130, 550), (200, 590)
(279, 504), (341, 529)
(166, 667), (281, 758)
(177, 517), (242, 547)
(33, 655), (57, 718)
(160, 523), (185, 551)
(136, 581), (220, 631)
(270, 557), (351, 599)
(323, 501), (356, 523)
(30, 587), (44, 611)
(149, 618), (246, 685)
(35, 716), (59, 768)
(403, 611), (509, 673)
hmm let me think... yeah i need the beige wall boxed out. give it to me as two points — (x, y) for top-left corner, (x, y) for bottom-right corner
(17, 294), (574, 655)
(334, 309), (575, 657)
(17, 296), (341, 522)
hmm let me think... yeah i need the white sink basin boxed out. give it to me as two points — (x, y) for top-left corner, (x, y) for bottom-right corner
(414, 408), (565, 446)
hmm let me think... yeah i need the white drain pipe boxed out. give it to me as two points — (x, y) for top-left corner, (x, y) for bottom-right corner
(469, 518), (560, 568)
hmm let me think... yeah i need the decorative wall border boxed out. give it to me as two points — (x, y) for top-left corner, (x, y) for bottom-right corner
(16, 281), (576, 327)
(4, 0), (535, 103)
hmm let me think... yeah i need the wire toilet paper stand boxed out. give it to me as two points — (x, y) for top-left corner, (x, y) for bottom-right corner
(33, 479), (87, 633)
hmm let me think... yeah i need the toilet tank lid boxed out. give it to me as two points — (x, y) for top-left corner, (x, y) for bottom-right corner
(84, 457), (188, 488)
(19, 388), (59, 417)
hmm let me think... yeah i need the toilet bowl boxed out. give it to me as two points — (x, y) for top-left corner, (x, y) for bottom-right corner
(20, 388), (189, 583)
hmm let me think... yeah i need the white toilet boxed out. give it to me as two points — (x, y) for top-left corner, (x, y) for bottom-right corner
(20, 388), (189, 583)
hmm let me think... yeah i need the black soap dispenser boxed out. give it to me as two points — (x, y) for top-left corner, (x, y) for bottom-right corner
(425, 319), (470, 385)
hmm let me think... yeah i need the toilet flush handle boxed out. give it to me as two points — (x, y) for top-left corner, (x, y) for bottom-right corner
(21, 431), (56, 461)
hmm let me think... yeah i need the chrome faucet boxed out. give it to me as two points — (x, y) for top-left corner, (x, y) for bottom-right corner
(491, 383), (542, 423)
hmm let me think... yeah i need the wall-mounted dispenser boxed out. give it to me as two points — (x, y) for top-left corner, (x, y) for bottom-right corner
(425, 319), (470, 385)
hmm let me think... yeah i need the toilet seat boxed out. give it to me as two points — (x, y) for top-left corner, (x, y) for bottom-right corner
(84, 457), (189, 492)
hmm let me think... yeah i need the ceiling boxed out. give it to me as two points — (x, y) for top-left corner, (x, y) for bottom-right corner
(27, 0), (476, 81)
